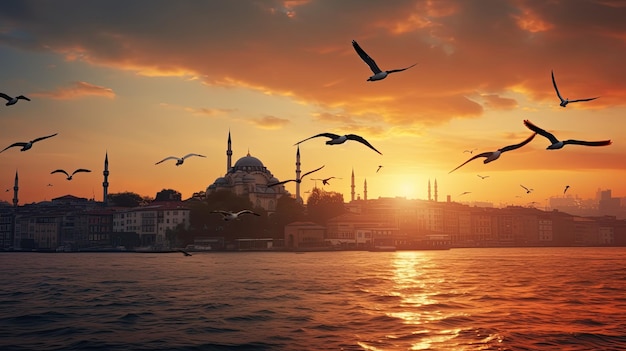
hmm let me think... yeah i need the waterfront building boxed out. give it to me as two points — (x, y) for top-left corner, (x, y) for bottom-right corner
(284, 221), (326, 249)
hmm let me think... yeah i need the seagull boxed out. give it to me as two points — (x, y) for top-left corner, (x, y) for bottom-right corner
(178, 249), (192, 257)
(155, 153), (206, 166)
(551, 70), (598, 107)
(523, 119), (611, 149)
(51, 169), (91, 180)
(464, 148), (478, 154)
(0, 93), (30, 106)
(520, 184), (533, 194)
(211, 210), (261, 221)
(294, 133), (382, 155)
(477, 175), (490, 179)
(311, 176), (341, 185)
(47, 183), (53, 187)
(449, 133), (537, 173)
(0, 133), (58, 153)
(459, 191), (471, 196)
(376, 165), (383, 173)
(268, 165), (325, 187)
(564, 185), (570, 194)
(352, 40), (416, 81)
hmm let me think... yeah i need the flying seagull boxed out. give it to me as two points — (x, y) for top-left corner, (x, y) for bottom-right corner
(0, 133), (58, 153)
(551, 70), (598, 107)
(449, 133), (537, 173)
(520, 184), (533, 194)
(294, 133), (382, 155)
(464, 148), (478, 154)
(155, 153), (206, 166)
(178, 249), (192, 257)
(0, 93), (30, 106)
(268, 165), (325, 187)
(564, 185), (570, 194)
(459, 191), (471, 196)
(477, 174), (490, 179)
(523, 119), (611, 149)
(51, 169), (91, 180)
(376, 165), (383, 173)
(311, 176), (341, 185)
(211, 210), (261, 221)
(352, 40), (416, 81)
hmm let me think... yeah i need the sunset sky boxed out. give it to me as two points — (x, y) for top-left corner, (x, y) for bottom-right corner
(1, 0), (625, 207)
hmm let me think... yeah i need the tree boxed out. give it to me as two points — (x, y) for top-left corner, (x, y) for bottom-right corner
(267, 195), (305, 238)
(108, 192), (144, 207)
(306, 188), (346, 225)
(155, 188), (182, 201)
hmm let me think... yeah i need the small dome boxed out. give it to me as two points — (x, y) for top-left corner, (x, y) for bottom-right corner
(214, 177), (228, 185)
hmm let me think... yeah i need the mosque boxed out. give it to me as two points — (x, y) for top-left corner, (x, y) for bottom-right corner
(206, 132), (291, 213)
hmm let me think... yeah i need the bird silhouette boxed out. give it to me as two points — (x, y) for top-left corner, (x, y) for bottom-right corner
(477, 175), (490, 179)
(449, 133), (536, 173)
(295, 133), (382, 155)
(51, 169), (91, 180)
(311, 176), (341, 186)
(520, 184), (533, 194)
(564, 185), (570, 194)
(178, 249), (192, 256)
(376, 165), (383, 173)
(211, 210), (261, 221)
(268, 166), (325, 187)
(156, 153), (206, 166)
(523, 120), (611, 149)
(551, 70), (598, 107)
(0, 93), (30, 106)
(352, 40), (416, 81)
(0, 133), (58, 153)
(459, 191), (471, 196)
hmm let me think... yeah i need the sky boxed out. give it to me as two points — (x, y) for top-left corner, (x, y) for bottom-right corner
(1, 0), (625, 207)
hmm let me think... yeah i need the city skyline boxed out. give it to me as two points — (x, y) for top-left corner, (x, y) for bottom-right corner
(1, 1), (626, 205)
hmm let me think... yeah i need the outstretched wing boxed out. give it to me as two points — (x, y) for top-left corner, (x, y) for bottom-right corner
(210, 210), (231, 216)
(448, 152), (492, 174)
(520, 184), (529, 191)
(563, 139), (611, 147)
(301, 165), (325, 180)
(499, 132), (537, 153)
(237, 210), (260, 217)
(51, 169), (70, 177)
(551, 70), (564, 101)
(267, 179), (294, 187)
(352, 40), (381, 74)
(569, 97), (599, 103)
(16, 95), (30, 101)
(72, 169), (92, 175)
(155, 156), (180, 165)
(32, 133), (58, 143)
(294, 133), (340, 146)
(523, 120), (559, 145)
(0, 93), (11, 101)
(182, 153), (206, 160)
(0, 142), (27, 153)
(345, 134), (382, 155)
(386, 63), (417, 74)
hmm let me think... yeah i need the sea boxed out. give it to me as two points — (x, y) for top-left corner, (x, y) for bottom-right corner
(0, 247), (625, 351)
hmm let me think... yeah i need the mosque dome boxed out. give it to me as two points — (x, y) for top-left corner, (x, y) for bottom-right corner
(233, 155), (264, 168)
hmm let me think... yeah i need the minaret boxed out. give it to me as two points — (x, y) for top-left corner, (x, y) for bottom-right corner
(102, 152), (109, 206)
(227, 130), (233, 172)
(12, 171), (18, 207)
(434, 179), (438, 202)
(428, 179), (432, 201)
(295, 146), (302, 204)
(351, 168), (355, 201)
(364, 179), (368, 201)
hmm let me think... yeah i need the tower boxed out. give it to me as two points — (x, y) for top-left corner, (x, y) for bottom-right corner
(364, 179), (367, 201)
(351, 168), (355, 201)
(434, 179), (438, 202)
(12, 170), (18, 207)
(103, 152), (109, 206)
(295, 146), (302, 204)
(428, 179), (432, 201)
(227, 130), (233, 172)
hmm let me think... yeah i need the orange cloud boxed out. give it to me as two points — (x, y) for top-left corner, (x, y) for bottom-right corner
(249, 115), (290, 129)
(32, 81), (115, 100)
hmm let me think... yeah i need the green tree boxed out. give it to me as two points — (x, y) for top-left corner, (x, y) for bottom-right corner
(108, 192), (144, 207)
(306, 188), (346, 225)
